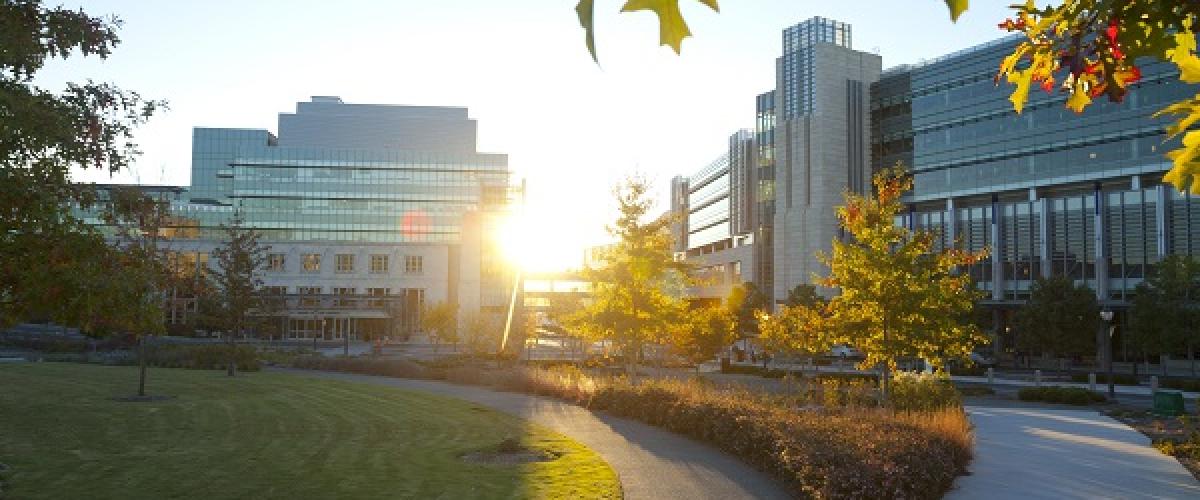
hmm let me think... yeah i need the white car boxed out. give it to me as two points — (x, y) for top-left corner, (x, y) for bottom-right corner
(828, 345), (863, 358)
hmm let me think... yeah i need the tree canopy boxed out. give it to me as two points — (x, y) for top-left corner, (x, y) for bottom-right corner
(570, 175), (689, 372)
(818, 166), (988, 376)
(1, 1), (162, 327)
(1128, 255), (1200, 360)
(1013, 275), (1100, 358)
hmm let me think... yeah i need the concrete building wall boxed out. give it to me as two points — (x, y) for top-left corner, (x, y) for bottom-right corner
(772, 43), (881, 301)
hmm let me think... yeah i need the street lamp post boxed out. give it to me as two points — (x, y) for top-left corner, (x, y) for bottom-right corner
(1100, 309), (1115, 398)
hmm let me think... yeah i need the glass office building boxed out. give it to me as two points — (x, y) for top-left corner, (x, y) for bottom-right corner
(871, 36), (1195, 353)
(81, 97), (516, 341)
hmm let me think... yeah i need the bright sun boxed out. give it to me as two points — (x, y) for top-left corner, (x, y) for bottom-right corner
(495, 211), (579, 273)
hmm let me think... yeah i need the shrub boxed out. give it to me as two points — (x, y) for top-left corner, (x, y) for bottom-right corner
(946, 365), (987, 376)
(1018, 386), (1106, 405)
(587, 378), (970, 499)
(143, 344), (260, 372)
(1069, 373), (1140, 386)
(1159, 378), (1200, 392)
(890, 372), (961, 412)
(290, 356), (431, 379)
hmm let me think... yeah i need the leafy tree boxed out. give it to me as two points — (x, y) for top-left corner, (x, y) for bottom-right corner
(669, 305), (734, 369)
(1129, 255), (1200, 376)
(726, 281), (767, 339)
(1013, 275), (1100, 363)
(421, 301), (458, 353)
(203, 213), (271, 376)
(993, 2), (1200, 195)
(102, 187), (177, 397)
(758, 303), (832, 369)
(463, 311), (503, 355)
(785, 284), (825, 308)
(1, 1), (162, 327)
(573, 175), (689, 375)
(813, 165), (988, 400)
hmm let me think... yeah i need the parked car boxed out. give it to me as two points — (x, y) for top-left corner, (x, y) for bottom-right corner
(969, 351), (996, 366)
(827, 344), (864, 359)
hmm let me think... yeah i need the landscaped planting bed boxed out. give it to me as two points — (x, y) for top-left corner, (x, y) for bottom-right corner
(293, 356), (973, 499)
(1017, 386), (1106, 405)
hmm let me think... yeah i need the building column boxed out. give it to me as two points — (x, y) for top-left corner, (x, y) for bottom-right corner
(1038, 197), (1052, 278)
(1093, 184), (1109, 365)
(1156, 184), (1169, 258)
(945, 198), (957, 246)
(1094, 183), (1109, 300)
(991, 195), (1004, 301)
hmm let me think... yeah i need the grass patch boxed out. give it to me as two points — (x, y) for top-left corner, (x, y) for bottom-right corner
(0, 363), (619, 499)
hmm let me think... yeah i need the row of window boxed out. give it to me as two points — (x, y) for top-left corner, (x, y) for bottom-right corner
(267, 253), (423, 274)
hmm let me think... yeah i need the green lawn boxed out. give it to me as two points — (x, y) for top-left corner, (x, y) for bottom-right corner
(0, 363), (620, 499)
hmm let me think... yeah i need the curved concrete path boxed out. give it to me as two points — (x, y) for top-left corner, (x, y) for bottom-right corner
(947, 405), (1200, 499)
(279, 369), (790, 500)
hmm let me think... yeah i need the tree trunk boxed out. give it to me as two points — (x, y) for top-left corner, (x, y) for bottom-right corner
(227, 323), (237, 377)
(138, 335), (148, 397)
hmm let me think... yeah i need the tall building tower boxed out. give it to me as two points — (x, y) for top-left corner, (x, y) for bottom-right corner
(771, 17), (881, 302)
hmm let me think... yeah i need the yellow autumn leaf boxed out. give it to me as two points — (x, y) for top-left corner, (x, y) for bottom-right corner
(1065, 86), (1092, 113)
(621, 0), (718, 54)
(576, 0), (597, 62)
(1007, 67), (1034, 113)
(1156, 96), (1200, 138)
(1164, 131), (1200, 194)
(944, 0), (968, 22)
(1167, 31), (1200, 84)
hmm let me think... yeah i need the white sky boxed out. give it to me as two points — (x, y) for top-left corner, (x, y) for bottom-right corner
(46, 0), (1016, 272)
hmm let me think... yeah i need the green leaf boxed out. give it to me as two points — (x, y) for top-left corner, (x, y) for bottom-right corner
(944, 0), (968, 22)
(576, 0), (597, 62)
(621, 0), (718, 54)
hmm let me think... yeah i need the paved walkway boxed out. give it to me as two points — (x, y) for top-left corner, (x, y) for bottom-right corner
(947, 405), (1200, 499)
(278, 369), (790, 500)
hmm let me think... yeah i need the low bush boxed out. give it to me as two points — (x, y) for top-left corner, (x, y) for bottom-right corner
(1069, 373), (1140, 386)
(890, 372), (961, 412)
(1018, 386), (1106, 405)
(946, 365), (987, 376)
(587, 378), (970, 499)
(290, 356), (432, 379)
(143, 344), (260, 372)
(1160, 378), (1200, 392)
(0, 335), (131, 353)
(38, 344), (258, 371)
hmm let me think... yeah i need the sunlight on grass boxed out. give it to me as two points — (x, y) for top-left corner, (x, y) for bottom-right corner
(0, 363), (619, 499)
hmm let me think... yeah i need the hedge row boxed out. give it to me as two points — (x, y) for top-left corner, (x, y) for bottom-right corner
(589, 379), (970, 499)
(38, 344), (260, 372)
(1068, 372), (1140, 386)
(1018, 386), (1106, 405)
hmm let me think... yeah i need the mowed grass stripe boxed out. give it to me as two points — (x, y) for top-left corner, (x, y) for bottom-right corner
(0, 363), (620, 499)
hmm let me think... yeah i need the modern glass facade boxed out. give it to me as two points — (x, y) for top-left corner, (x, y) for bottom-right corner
(79, 97), (515, 340)
(685, 153), (732, 250)
(871, 35), (1197, 353)
(780, 17), (852, 118)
